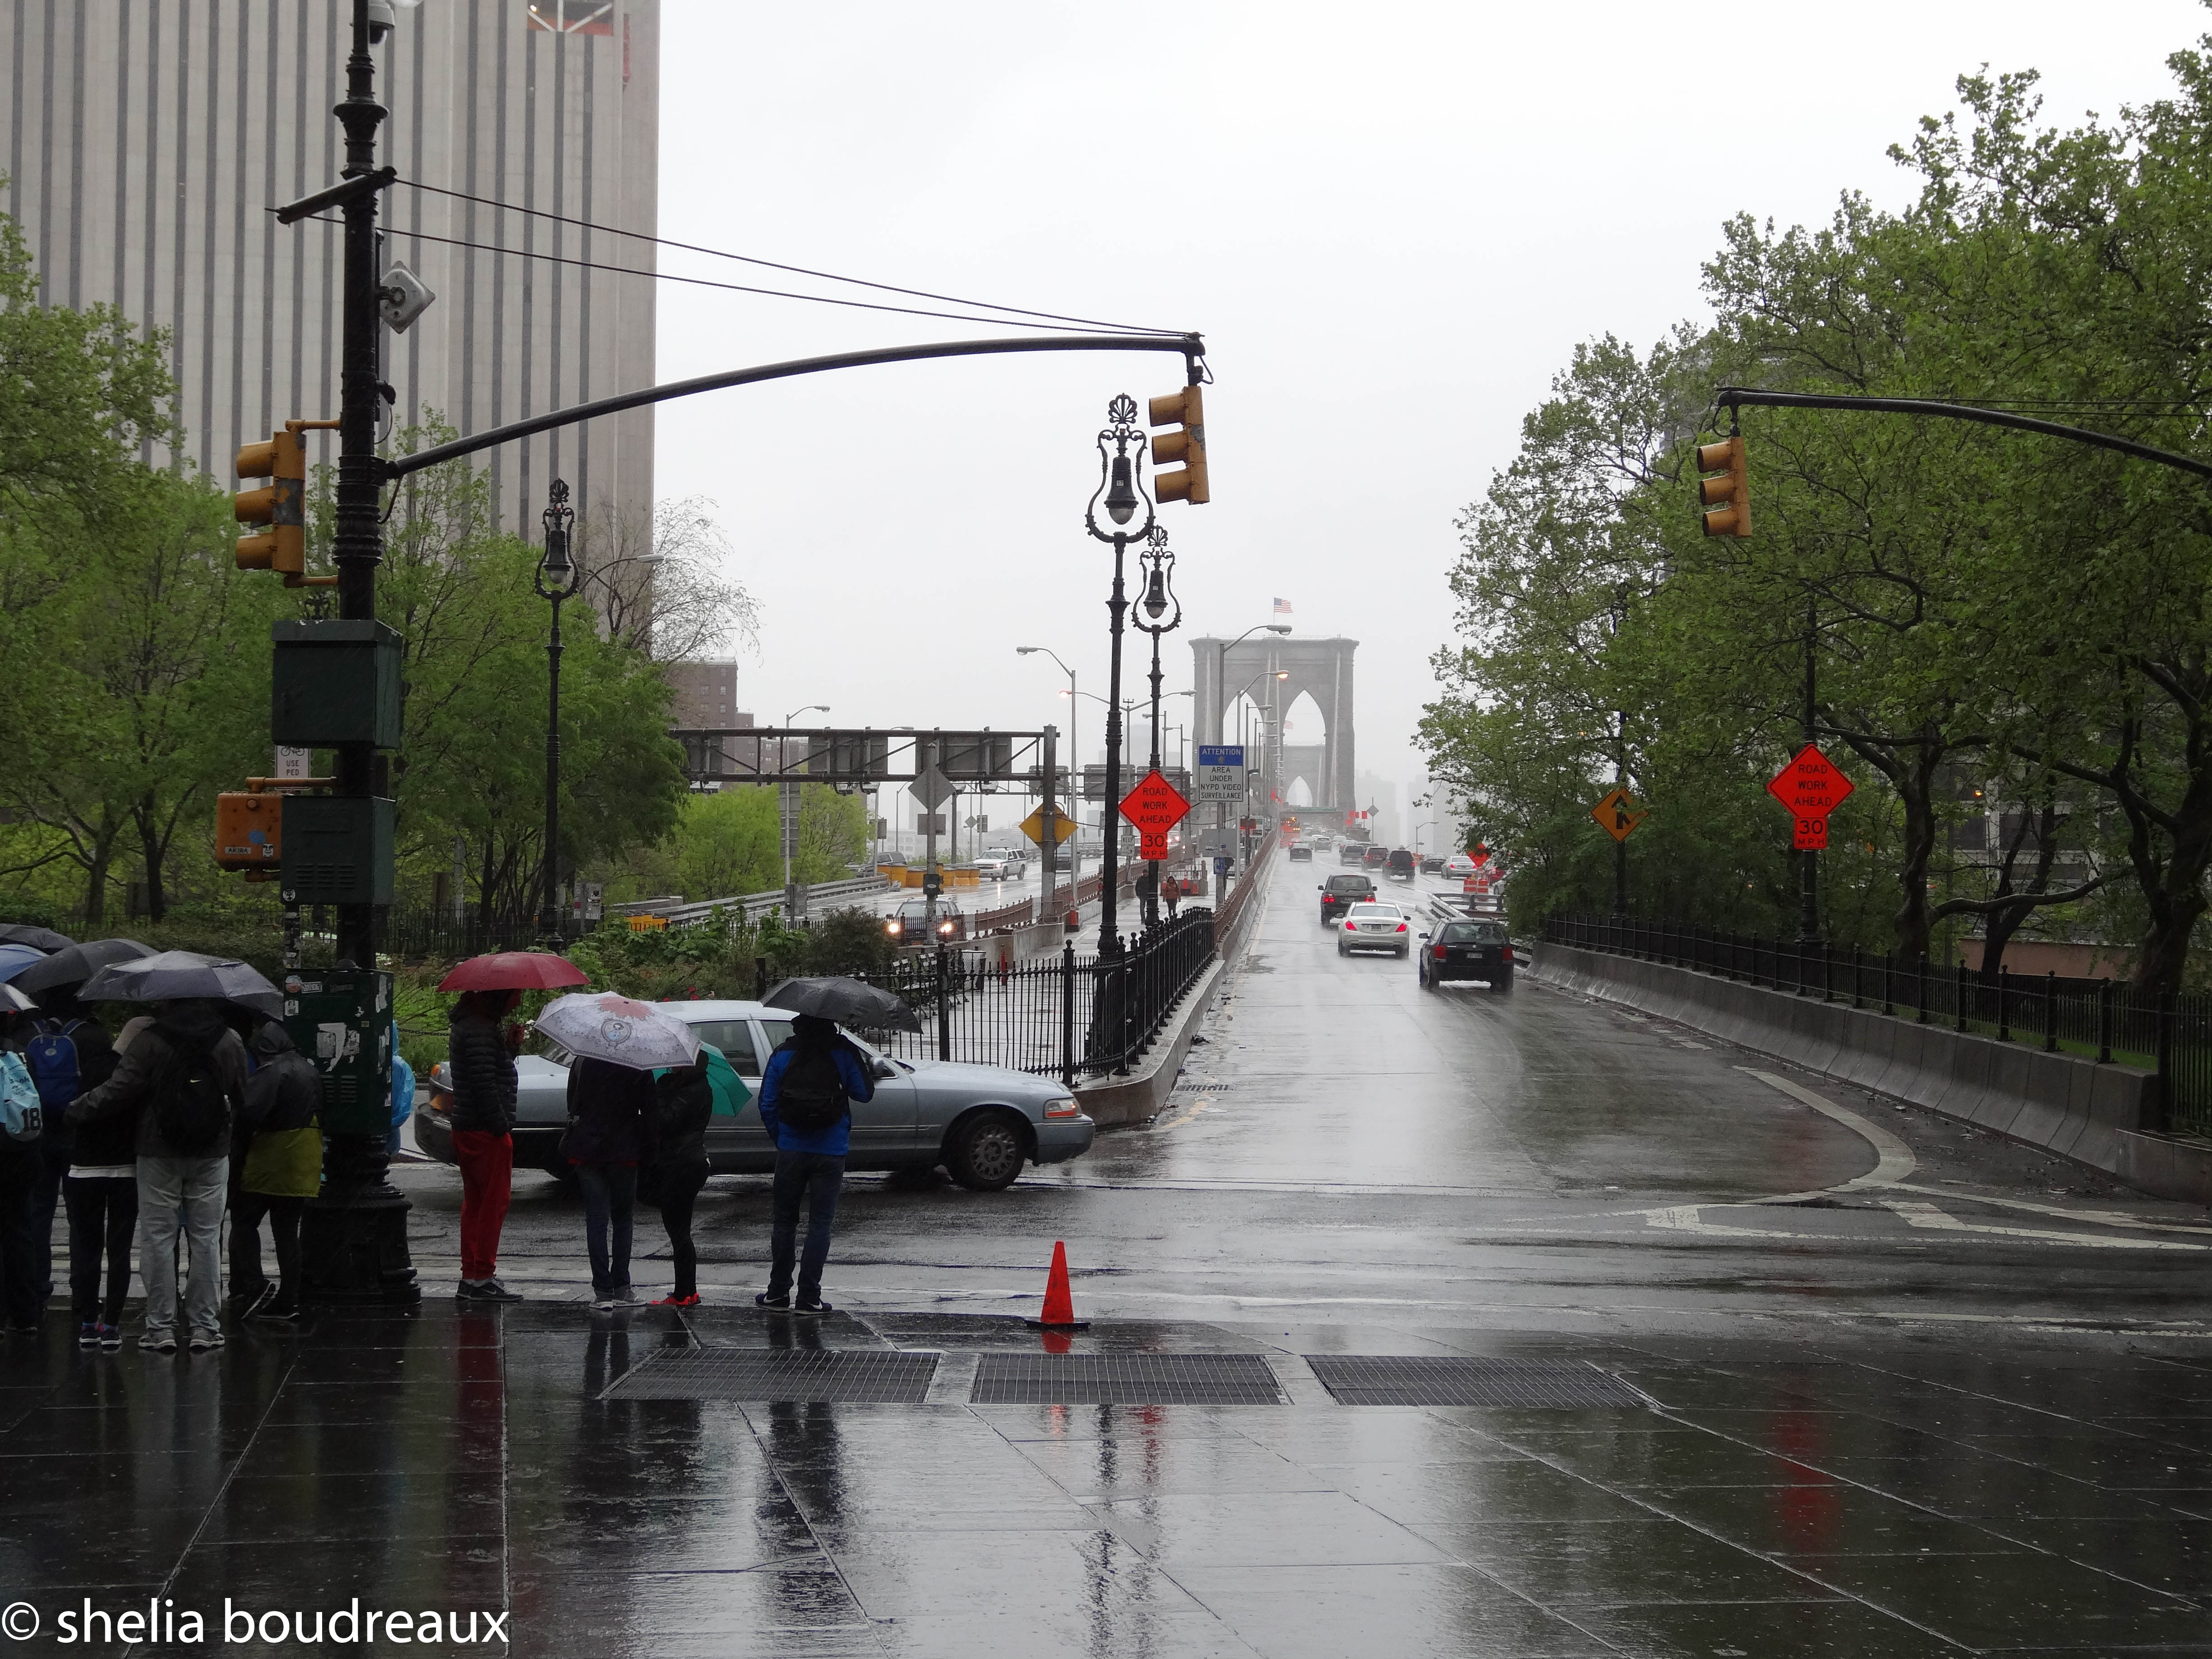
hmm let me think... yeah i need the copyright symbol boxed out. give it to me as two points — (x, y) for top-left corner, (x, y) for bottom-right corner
(1, 1603), (38, 1639)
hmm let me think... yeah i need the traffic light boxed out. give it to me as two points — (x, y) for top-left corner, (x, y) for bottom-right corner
(235, 418), (339, 586)
(1148, 385), (1209, 505)
(1695, 433), (1750, 538)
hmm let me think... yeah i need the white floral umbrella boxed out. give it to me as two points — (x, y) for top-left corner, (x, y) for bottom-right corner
(534, 992), (701, 1071)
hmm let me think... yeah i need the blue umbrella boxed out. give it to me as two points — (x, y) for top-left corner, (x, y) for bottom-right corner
(0, 943), (49, 984)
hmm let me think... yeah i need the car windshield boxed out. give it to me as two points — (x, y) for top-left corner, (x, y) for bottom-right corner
(682, 1017), (764, 1072)
(1326, 876), (1369, 891)
(1346, 904), (1402, 920)
(1438, 921), (1508, 944)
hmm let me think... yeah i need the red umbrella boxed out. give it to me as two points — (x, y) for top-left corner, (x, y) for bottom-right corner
(436, 951), (590, 994)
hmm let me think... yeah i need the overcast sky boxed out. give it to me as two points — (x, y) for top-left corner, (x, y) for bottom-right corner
(653, 1), (2208, 829)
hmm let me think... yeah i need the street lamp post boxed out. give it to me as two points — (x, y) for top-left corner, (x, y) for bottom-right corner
(1212, 623), (1290, 876)
(782, 703), (829, 924)
(1134, 525), (1182, 930)
(535, 481), (576, 948)
(1084, 396), (1154, 1074)
(1016, 647), (1078, 915)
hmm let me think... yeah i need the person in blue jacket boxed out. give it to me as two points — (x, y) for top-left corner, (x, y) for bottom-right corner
(755, 1014), (872, 1315)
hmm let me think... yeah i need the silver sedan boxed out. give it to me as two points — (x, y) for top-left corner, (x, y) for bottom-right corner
(415, 998), (1094, 1192)
(1335, 901), (1413, 958)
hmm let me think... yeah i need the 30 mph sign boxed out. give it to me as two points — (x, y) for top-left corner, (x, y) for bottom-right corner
(1767, 744), (1853, 850)
(1119, 769), (1193, 861)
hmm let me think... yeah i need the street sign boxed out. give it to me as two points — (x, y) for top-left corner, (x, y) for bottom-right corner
(912, 764), (953, 811)
(1118, 769), (1193, 843)
(1591, 787), (1646, 843)
(915, 812), (946, 835)
(1196, 744), (1245, 802)
(1139, 828), (1171, 860)
(1020, 806), (1076, 847)
(1766, 744), (1853, 818)
(1794, 816), (1830, 852)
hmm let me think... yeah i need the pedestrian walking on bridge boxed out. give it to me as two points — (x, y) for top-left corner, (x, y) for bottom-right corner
(755, 1015), (872, 1315)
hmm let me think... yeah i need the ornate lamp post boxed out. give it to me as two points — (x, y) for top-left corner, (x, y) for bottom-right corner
(1133, 524), (1182, 929)
(535, 479), (576, 947)
(1083, 393), (1155, 958)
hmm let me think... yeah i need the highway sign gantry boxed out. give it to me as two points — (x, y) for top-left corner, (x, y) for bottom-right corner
(1591, 788), (1646, 843)
(1119, 769), (1193, 862)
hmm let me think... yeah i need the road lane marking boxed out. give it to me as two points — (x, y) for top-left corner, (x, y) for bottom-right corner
(1885, 1181), (2212, 1237)
(1879, 1198), (2211, 1251)
(1153, 1099), (1214, 1132)
(1737, 1067), (1918, 1189)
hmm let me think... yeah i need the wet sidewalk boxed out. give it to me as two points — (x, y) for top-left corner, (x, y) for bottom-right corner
(1, 1303), (2207, 1656)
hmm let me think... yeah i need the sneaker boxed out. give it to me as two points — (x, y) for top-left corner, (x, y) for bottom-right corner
(77, 1322), (100, 1349)
(230, 1285), (273, 1314)
(754, 1291), (790, 1310)
(97, 1324), (122, 1350)
(649, 1293), (700, 1308)
(591, 1293), (619, 1312)
(139, 1331), (178, 1353)
(454, 1279), (495, 1301)
(478, 1278), (525, 1302)
(619, 1285), (639, 1305)
(187, 1332), (225, 1352)
(792, 1298), (834, 1317)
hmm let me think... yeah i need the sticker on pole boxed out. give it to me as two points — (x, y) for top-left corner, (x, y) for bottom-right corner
(1590, 788), (1645, 843)
(1118, 769), (1193, 843)
(1767, 744), (1852, 844)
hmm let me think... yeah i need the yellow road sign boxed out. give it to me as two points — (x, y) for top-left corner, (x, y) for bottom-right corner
(1592, 787), (1646, 843)
(1020, 806), (1076, 847)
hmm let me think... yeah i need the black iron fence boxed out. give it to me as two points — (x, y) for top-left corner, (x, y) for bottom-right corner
(1542, 913), (2211, 1138)
(860, 910), (1218, 1086)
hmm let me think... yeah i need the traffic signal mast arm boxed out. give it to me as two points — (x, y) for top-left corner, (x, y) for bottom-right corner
(1714, 387), (2212, 484)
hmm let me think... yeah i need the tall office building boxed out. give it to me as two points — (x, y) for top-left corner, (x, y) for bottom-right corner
(0, 0), (660, 532)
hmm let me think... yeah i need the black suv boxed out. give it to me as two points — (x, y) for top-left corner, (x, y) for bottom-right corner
(1319, 873), (1376, 923)
(1419, 918), (1513, 990)
(1385, 848), (1417, 883)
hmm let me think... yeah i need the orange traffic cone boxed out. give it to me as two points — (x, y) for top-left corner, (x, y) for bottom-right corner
(1025, 1239), (1090, 1331)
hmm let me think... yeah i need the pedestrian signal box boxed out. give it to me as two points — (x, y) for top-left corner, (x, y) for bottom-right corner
(214, 792), (283, 876)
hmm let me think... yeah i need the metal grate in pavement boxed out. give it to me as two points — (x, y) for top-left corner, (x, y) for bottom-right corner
(970, 1353), (1286, 1405)
(602, 1348), (938, 1403)
(1306, 1355), (1647, 1409)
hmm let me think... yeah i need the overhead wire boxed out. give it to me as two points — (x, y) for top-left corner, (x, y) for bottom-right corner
(295, 215), (1158, 335)
(388, 177), (1175, 337)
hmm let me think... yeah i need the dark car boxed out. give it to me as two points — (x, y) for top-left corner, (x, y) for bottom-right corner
(887, 899), (965, 943)
(1339, 843), (1368, 866)
(1420, 853), (1445, 874)
(1385, 848), (1417, 882)
(1319, 872), (1376, 923)
(1362, 844), (1390, 868)
(1288, 843), (1313, 862)
(1418, 917), (1514, 990)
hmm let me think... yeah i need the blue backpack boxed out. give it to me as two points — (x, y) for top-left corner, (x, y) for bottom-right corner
(25, 1019), (83, 1110)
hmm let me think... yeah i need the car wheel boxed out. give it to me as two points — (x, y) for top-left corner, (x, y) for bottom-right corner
(1336, 940), (1348, 956)
(946, 1111), (1027, 1192)
(1495, 969), (1514, 993)
(1396, 944), (1408, 958)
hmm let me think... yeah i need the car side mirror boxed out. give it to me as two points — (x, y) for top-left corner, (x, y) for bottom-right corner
(1419, 932), (1430, 941)
(874, 1059), (898, 1078)
(1317, 883), (1324, 890)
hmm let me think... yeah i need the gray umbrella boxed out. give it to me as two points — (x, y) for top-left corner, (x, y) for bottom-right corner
(13, 937), (154, 997)
(0, 923), (75, 952)
(77, 950), (284, 1019)
(762, 975), (923, 1033)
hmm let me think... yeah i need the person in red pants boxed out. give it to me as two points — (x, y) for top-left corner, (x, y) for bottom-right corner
(447, 989), (524, 1301)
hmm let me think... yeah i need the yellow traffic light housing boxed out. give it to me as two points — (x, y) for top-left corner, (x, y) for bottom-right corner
(235, 418), (339, 586)
(1695, 433), (1750, 538)
(1148, 385), (1209, 505)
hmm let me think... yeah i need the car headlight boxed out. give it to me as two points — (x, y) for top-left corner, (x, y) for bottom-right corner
(887, 920), (902, 934)
(1042, 1096), (1080, 1119)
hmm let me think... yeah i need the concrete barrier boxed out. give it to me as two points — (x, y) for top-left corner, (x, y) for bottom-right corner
(1531, 942), (2212, 1206)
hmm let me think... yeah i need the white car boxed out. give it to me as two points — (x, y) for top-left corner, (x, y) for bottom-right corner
(1336, 901), (1412, 958)
(1443, 853), (1478, 878)
(975, 855), (1022, 881)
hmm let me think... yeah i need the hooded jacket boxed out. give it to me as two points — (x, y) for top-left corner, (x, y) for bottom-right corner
(238, 1022), (323, 1198)
(446, 1006), (519, 1135)
(68, 1001), (248, 1159)
(652, 1065), (713, 1174)
(563, 1055), (656, 1167)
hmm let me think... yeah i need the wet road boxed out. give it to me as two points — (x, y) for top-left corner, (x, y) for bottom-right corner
(2, 848), (2208, 1655)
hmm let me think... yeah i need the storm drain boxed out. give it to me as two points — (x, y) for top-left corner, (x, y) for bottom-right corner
(602, 1349), (938, 1403)
(1306, 1356), (1647, 1409)
(970, 1353), (1286, 1405)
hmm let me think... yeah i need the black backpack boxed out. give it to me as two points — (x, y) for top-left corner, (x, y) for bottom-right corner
(775, 1044), (849, 1134)
(152, 1034), (235, 1156)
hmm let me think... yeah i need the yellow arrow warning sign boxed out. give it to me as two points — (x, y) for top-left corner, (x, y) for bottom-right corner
(1591, 787), (1647, 843)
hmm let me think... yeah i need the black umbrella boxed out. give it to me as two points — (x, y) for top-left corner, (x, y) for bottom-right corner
(14, 937), (154, 997)
(0, 923), (75, 952)
(80, 951), (284, 1020)
(762, 975), (923, 1033)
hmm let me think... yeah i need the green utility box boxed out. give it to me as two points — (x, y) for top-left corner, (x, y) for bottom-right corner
(280, 967), (393, 1139)
(271, 619), (403, 748)
(281, 795), (396, 904)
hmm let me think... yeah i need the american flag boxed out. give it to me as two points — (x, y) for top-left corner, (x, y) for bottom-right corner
(1273, 597), (1292, 617)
